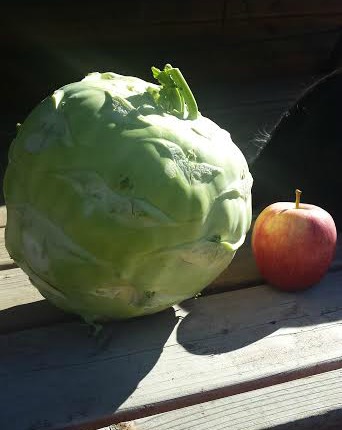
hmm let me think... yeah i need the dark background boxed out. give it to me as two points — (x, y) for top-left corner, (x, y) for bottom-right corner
(2, 0), (342, 203)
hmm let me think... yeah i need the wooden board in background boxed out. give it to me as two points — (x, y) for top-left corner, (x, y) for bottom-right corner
(2, 0), (342, 48)
(228, 0), (342, 18)
(1, 0), (340, 132)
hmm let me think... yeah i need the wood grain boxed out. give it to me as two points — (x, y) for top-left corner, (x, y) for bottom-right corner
(0, 268), (42, 308)
(2, 1), (341, 47)
(1, 268), (342, 430)
(209, 221), (262, 291)
(132, 368), (342, 430)
(228, 0), (342, 18)
(2, 31), (337, 82)
(1, 0), (340, 102)
(0, 206), (6, 227)
(223, 15), (342, 45)
(0, 267), (76, 333)
(0, 227), (14, 269)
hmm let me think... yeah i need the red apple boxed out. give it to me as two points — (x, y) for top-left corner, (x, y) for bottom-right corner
(252, 189), (337, 291)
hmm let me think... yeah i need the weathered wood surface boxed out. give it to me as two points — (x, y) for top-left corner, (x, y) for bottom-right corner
(2, 0), (341, 48)
(211, 232), (262, 291)
(132, 368), (342, 430)
(0, 205), (7, 227)
(1, 264), (342, 430)
(229, 0), (342, 17)
(0, 267), (76, 334)
(0, 228), (15, 269)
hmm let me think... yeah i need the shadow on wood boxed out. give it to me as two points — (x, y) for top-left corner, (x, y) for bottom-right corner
(269, 409), (342, 430)
(176, 268), (342, 355)
(0, 299), (76, 334)
(0, 308), (177, 430)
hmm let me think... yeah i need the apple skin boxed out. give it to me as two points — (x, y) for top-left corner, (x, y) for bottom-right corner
(252, 202), (337, 290)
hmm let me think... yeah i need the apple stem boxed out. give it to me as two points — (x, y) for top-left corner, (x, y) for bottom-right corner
(295, 189), (302, 209)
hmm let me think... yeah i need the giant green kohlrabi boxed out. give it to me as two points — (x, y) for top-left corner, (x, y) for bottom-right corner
(4, 64), (253, 322)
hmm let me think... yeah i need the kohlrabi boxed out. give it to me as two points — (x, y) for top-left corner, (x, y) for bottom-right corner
(4, 64), (253, 322)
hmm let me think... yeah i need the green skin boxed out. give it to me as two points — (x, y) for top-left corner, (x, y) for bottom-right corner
(4, 65), (253, 322)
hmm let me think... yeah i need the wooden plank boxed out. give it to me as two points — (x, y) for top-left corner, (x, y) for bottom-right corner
(194, 75), (315, 161)
(216, 33), (338, 80)
(228, 0), (342, 18)
(0, 227), (15, 269)
(132, 368), (342, 430)
(0, 206), (6, 227)
(1, 2), (339, 82)
(141, 0), (225, 22)
(1, 20), (339, 63)
(209, 217), (262, 292)
(1, 268), (342, 430)
(2, 0), (226, 26)
(0, 207), (13, 268)
(0, 22), (224, 50)
(2, 1), (342, 48)
(208, 101), (288, 163)
(223, 15), (342, 44)
(210, 234), (262, 291)
(0, 268), (42, 308)
(196, 75), (314, 110)
(0, 267), (75, 334)
(0, 2), (224, 50)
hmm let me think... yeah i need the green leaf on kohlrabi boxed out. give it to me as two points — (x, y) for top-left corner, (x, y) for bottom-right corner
(4, 64), (253, 322)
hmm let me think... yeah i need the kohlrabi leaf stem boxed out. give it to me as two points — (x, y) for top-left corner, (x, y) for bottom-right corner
(152, 64), (199, 120)
(295, 189), (302, 209)
(167, 65), (198, 120)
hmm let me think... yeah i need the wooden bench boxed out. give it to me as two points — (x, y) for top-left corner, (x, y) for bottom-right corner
(1, 197), (342, 430)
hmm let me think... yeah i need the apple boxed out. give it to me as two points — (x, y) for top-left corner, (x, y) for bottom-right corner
(252, 189), (337, 291)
